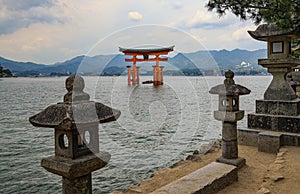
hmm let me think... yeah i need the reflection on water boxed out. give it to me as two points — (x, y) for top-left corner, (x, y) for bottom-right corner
(0, 76), (270, 193)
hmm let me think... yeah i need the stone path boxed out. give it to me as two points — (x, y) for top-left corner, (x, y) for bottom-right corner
(219, 146), (300, 194)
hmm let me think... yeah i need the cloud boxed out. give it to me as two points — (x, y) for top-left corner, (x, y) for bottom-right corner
(0, 0), (266, 64)
(171, 10), (234, 30)
(172, 1), (184, 9)
(232, 25), (257, 41)
(1, 0), (54, 11)
(188, 10), (215, 26)
(0, 0), (67, 34)
(128, 11), (143, 21)
(0, 22), (75, 63)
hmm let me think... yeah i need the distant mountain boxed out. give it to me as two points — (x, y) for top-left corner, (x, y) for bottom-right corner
(35, 54), (117, 74)
(168, 53), (199, 70)
(184, 49), (267, 69)
(36, 55), (85, 74)
(0, 49), (267, 76)
(0, 56), (46, 72)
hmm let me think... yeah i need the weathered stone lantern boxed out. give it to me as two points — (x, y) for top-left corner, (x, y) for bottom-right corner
(248, 24), (300, 100)
(238, 24), (300, 154)
(209, 70), (250, 168)
(29, 75), (121, 193)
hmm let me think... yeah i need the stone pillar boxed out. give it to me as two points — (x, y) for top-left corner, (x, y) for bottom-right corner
(132, 56), (137, 85)
(222, 122), (238, 159)
(156, 55), (161, 85)
(153, 55), (162, 86)
(259, 62), (296, 100)
(153, 65), (157, 86)
(160, 66), (164, 85)
(156, 67), (161, 85)
(209, 70), (250, 168)
(62, 174), (92, 194)
(126, 66), (131, 85)
(136, 66), (140, 85)
(29, 75), (121, 193)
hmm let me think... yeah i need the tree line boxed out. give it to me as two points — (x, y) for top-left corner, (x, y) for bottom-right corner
(0, 65), (13, 77)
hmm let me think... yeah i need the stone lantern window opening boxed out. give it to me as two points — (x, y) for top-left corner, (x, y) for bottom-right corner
(221, 97), (229, 107)
(266, 36), (293, 59)
(219, 95), (239, 112)
(59, 133), (69, 149)
(72, 122), (101, 157)
(84, 130), (91, 145)
(54, 126), (94, 159)
(78, 133), (84, 146)
(232, 98), (237, 107)
(271, 41), (284, 53)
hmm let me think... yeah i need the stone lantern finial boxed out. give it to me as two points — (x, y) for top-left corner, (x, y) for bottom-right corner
(224, 70), (235, 85)
(64, 74), (90, 103)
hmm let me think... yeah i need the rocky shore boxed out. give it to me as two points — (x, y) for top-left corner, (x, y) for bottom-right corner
(111, 141), (300, 194)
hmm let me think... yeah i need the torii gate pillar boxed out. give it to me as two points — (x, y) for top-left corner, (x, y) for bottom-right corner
(126, 66), (131, 85)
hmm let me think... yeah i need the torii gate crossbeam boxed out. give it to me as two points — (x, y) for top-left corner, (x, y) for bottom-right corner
(119, 46), (174, 86)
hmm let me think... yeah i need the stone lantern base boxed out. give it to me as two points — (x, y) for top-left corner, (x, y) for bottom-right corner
(259, 59), (299, 101)
(216, 156), (246, 169)
(41, 152), (110, 193)
(238, 99), (300, 153)
(248, 99), (300, 132)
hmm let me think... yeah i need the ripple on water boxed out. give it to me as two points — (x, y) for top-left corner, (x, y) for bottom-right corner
(0, 76), (268, 193)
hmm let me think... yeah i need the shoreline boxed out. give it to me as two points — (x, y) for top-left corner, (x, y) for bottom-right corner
(111, 139), (222, 194)
(111, 141), (300, 194)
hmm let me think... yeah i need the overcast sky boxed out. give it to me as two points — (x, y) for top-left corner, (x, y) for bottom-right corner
(0, 0), (266, 64)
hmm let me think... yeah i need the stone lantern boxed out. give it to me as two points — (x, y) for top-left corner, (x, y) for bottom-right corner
(29, 75), (121, 194)
(248, 24), (300, 100)
(209, 70), (250, 168)
(237, 24), (300, 154)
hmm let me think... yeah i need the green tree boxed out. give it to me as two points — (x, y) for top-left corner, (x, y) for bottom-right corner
(3, 69), (12, 77)
(0, 64), (13, 77)
(0, 65), (3, 77)
(206, 0), (300, 31)
(206, 0), (300, 57)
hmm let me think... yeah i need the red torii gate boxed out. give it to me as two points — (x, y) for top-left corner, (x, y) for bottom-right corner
(119, 46), (174, 86)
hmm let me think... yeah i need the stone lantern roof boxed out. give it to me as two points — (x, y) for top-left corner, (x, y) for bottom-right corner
(29, 75), (121, 128)
(248, 24), (299, 41)
(209, 70), (251, 96)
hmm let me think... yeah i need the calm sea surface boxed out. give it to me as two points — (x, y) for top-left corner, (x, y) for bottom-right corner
(0, 76), (271, 193)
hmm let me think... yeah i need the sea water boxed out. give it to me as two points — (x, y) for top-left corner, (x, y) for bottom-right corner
(0, 76), (271, 193)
